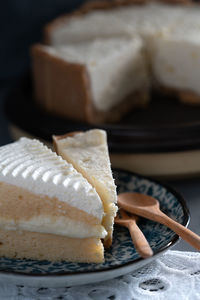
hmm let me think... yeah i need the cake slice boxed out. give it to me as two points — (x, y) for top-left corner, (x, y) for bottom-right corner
(0, 137), (107, 262)
(31, 36), (149, 124)
(53, 129), (118, 247)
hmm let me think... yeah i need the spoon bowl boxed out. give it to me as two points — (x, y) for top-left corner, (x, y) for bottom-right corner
(118, 192), (158, 208)
(118, 192), (200, 251)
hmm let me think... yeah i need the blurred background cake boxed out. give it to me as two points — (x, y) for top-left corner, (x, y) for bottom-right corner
(31, 0), (200, 124)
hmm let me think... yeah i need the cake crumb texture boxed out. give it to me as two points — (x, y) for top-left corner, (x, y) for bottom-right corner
(0, 229), (104, 262)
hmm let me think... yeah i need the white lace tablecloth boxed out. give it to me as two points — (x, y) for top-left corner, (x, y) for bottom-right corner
(0, 250), (199, 300)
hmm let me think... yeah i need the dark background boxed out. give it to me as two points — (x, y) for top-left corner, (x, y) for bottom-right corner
(0, 0), (85, 145)
(0, 0), (85, 81)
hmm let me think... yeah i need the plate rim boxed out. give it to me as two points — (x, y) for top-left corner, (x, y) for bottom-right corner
(0, 169), (190, 280)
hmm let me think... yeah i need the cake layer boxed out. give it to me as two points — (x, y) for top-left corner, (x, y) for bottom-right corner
(0, 229), (104, 262)
(53, 129), (118, 247)
(0, 138), (103, 221)
(0, 182), (106, 239)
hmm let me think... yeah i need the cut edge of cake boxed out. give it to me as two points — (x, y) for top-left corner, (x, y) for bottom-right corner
(53, 129), (118, 248)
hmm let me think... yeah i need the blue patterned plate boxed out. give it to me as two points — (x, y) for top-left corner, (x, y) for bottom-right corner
(0, 169), (189, 288)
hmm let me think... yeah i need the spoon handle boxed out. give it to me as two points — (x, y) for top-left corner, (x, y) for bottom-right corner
(153, 211), (200, 251)
(128, 221), (153, 258)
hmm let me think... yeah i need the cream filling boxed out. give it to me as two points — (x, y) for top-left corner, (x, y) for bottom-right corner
(0, 216), (107, 239)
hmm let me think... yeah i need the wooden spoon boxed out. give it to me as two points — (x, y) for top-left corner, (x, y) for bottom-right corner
(118, 192), (200, 251)
(115, 209), (153, 258)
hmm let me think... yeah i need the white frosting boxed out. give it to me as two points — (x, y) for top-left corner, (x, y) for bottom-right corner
(0, 216), (106, 239)
(46, 36), (149, 111)
(0, 138), (104, 221)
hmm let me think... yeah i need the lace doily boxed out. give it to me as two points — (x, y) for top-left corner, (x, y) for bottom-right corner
(0, 250), (199, 300)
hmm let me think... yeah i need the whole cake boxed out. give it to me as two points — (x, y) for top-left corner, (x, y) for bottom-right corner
(31, 0), (200, 124)
(0, 133), (117, 262)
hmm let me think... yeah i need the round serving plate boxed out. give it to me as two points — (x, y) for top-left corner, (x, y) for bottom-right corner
(5, 75), (200, 178)
(0, 170), (189, 288)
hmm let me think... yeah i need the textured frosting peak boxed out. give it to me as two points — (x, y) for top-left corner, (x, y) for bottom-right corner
(0, 138), (104, 220)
